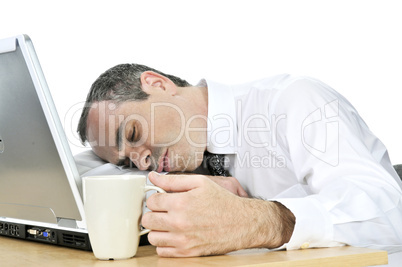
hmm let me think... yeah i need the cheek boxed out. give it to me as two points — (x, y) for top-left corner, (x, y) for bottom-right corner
(179, 145), (205, 171)
(91, 145), (119, 164)
(186, 131), (204, 147)
(152, 116), (185, 145)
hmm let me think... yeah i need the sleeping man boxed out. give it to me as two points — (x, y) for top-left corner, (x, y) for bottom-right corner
(77, 63), (402, 259)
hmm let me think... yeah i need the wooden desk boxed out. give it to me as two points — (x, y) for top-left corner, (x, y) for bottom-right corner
(0, 236), (387, 266)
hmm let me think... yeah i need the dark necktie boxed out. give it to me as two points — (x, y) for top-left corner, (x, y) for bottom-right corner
(204, 151), (231, 177)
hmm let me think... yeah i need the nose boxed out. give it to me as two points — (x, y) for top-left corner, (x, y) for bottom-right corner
(128, 147), (152, 171)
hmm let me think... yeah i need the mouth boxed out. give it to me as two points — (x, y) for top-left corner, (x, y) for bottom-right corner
(156, 149), (170, 173)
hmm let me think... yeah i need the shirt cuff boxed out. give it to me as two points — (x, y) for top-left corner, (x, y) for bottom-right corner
(274, 197), (345, 250)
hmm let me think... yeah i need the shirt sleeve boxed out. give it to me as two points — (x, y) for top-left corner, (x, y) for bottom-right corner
(271, 77), (402, 253)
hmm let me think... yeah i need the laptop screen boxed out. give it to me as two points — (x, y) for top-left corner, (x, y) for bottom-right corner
(0, 36), (83, 225)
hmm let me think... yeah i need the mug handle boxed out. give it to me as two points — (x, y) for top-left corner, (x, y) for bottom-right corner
(139, 185), (166, 236)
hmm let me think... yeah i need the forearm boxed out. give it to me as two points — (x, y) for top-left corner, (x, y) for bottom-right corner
(240, 198), (295, 249)
(144, 173), (296, 257)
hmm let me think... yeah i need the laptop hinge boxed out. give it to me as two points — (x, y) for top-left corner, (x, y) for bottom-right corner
(57, 218), (77, 229)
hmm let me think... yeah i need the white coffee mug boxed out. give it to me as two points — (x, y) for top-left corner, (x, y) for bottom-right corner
(82, 175), (165, 260)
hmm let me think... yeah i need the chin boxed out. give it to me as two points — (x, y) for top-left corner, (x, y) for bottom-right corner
(169, 152), (204, 173)
(171, 163), (198, 173)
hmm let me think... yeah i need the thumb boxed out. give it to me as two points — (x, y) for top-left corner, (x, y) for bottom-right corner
(148, 171), (201, 193)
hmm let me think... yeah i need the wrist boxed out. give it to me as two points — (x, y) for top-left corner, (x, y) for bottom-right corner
(270, 201), (296, 246)
(241, 198), (295, 249)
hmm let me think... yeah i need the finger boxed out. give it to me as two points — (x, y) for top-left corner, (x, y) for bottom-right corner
(142, 211), (171, 231)
(148, 171), (203, 192)
(237, 186), (249, 198)
(146, 190), (183, 212)
(156, 247), (179, 258)
(146, 192), (168, 211)
(147, 231), (179, 248)
(156, 246), (199, 258)
(226, 177), (248, 197)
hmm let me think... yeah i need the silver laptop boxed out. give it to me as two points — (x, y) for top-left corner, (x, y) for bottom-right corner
(0, 35), (90, 250)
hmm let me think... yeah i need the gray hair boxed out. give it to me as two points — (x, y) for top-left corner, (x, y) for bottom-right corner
(77, 63), (191, 144)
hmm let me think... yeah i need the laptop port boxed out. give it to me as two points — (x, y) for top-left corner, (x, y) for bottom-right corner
(10, 225), (15, 236)
(0, 222), (24, 238)
(27, 228), (41, 236)
(42, 230), (52, 238)
(26, 226), (57, 243)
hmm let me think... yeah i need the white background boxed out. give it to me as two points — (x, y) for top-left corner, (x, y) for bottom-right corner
(1, 0), (402, 164)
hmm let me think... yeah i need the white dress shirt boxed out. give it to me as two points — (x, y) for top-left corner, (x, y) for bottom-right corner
(204, 75), (402, 262)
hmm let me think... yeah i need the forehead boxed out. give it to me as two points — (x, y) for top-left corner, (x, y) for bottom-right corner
(87, 101), (120, 140)
(86, 101), (121, 162)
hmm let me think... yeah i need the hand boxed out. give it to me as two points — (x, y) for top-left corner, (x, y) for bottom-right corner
(205, 175), (249, 197)
(142, 172), (294, 257)
(167, 172), (248, 197)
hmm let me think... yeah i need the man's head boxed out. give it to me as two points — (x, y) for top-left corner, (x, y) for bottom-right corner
(77, 63), (208, 172)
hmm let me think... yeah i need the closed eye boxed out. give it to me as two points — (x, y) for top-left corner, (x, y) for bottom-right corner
(130, 126), (136, 142)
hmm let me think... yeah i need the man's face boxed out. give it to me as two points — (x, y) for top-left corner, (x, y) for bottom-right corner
(86, 92), (207, 172)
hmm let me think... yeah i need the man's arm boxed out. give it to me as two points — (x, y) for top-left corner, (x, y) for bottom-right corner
(142, 172), (295, 257)
(271, 77), (402, 251)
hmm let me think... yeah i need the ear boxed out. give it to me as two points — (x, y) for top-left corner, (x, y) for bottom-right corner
(140, 71), (177, 96)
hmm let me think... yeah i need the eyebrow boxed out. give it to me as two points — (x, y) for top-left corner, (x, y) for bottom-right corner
(115, 122), (126, 166)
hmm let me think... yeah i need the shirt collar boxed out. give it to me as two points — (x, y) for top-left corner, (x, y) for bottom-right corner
(201, 79), (237, 154)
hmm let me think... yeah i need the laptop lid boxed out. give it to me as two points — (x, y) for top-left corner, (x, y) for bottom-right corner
(0, 35), (86, 230)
